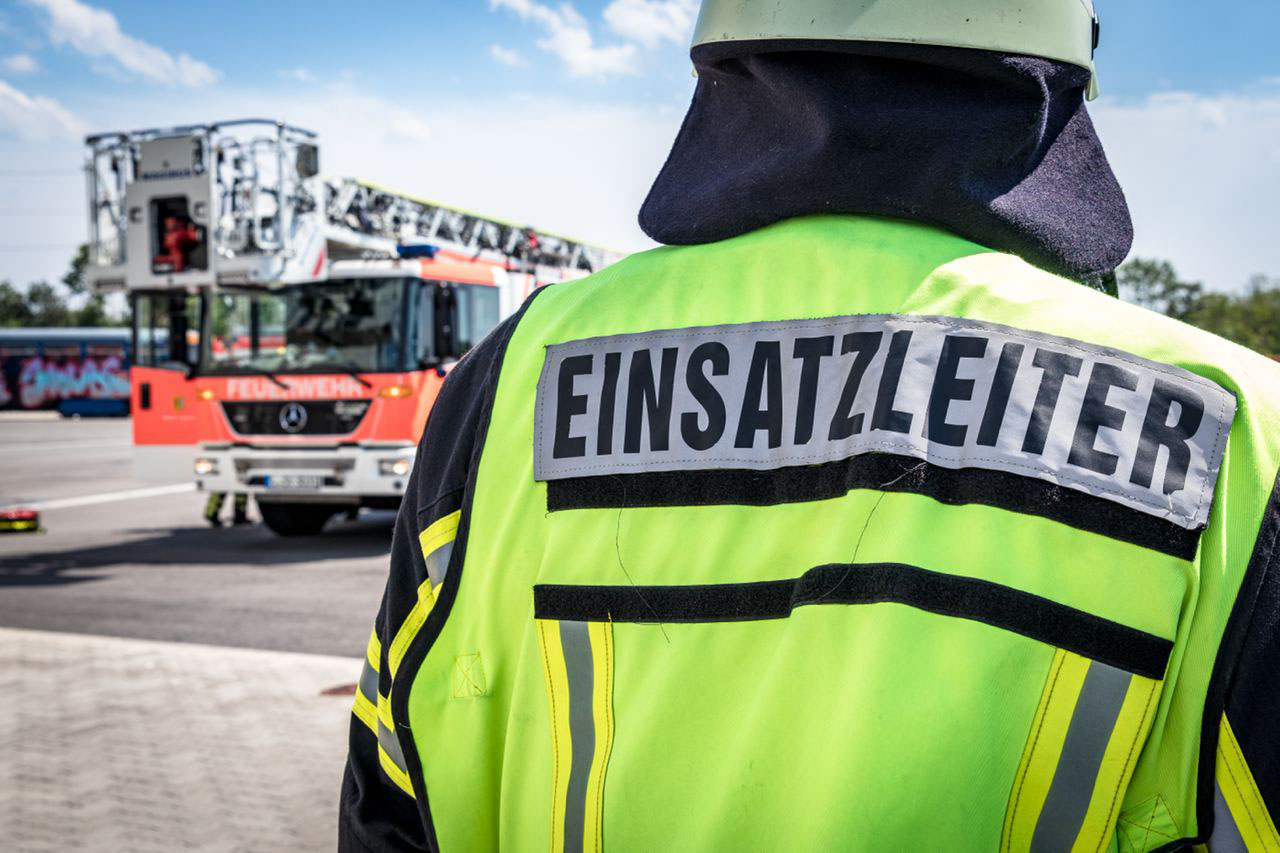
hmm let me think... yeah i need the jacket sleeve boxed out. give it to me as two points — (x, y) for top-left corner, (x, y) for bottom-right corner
(1208, 482), (1280, 851)
(338, 307), (526, 853)
(1209, 601), (1280, 850)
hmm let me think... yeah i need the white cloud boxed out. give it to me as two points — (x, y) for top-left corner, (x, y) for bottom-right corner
(277, 67), (315, 84)
(489, 44), (524, 68)
(385, 111), (432, 144)
(23, 0), (218, 87)
(239, 87), (675, 249)
(0, 79), (83, 141)
(5, 61), (1278, 302)
(14, 82), (680, 253)
(1092, 88), (1280, 291)
(602, 0), (697, 49)
(490, 0), (637, 77)
(2, 53), (39, 74)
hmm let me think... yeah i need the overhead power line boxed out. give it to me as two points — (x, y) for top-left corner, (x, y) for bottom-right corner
(0, 169), (83, 177)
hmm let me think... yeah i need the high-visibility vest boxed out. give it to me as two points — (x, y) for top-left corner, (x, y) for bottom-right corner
(387, 215), (1280, 851)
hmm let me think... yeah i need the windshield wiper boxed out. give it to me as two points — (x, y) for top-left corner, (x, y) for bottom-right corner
(233, 366), (292, 389)
(262, 370), (293, 390)
(329, 360), (374, 389)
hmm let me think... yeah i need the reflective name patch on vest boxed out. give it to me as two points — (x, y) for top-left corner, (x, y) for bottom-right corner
(533, 315), (1236, 530)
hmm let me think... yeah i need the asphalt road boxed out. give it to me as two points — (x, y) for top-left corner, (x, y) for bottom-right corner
(0, 414), (389, 658)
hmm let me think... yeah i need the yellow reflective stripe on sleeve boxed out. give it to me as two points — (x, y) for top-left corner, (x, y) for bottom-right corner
(366, 629), (381, 671)
(376, 691), (415, 798)
(388, 578), (438, 679)
(418, 510), (461, 568)
(352, 690), (378, 736)
(352, 625), (413, 799)
(387, 510), (462, 678)
(357, 513), (462, 800)
(1217, 715), (1280, 851)
(1002, 650), (1160, 853)
(537, 618), (615, 853)
(351, 628), (381, 737)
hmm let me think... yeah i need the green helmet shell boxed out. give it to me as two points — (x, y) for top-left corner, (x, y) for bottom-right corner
(691, 0), (1102, 99)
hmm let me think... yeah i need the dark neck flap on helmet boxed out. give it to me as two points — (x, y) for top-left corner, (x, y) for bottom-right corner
(640, 40), (1133, 286)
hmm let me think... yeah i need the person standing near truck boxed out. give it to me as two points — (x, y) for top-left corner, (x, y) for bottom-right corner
(203, 491), (250, 527)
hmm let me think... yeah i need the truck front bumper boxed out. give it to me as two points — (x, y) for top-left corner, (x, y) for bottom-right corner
(193, 444), (416, 504)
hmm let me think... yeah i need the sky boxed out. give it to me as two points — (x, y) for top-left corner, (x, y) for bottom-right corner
(0, 0), (1277, 294)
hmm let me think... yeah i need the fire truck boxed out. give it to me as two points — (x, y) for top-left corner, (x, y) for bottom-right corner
(85, 119), (622, 535)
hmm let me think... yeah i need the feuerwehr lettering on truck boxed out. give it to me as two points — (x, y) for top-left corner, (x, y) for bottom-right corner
(224, 376), (372, 401)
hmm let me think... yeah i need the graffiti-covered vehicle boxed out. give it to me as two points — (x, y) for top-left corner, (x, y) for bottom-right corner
(0, 327), (132, 416)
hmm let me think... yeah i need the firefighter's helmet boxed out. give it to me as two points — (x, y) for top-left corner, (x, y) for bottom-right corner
(692, 0), (1102, 99)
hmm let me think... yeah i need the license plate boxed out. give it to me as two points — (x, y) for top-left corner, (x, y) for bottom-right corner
(263, 474), (325, 490)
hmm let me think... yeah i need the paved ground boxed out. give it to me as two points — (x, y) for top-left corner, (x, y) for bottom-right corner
(0, 415), (388, 657)
(0, 414), (397, 850)
(0, 627), (358, 852)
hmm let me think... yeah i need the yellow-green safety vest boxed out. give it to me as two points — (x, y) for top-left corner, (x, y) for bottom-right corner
(355, 215), (1280, 852)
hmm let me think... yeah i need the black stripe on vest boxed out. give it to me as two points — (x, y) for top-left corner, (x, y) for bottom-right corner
(534, 562), (1174, 681)
(545, 452), (1201, 561)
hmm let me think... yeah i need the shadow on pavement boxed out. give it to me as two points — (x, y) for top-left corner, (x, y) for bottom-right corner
(0, 512), (395, 587)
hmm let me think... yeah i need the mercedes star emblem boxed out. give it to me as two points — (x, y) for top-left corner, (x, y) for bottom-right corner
(279, 402), (308, 433)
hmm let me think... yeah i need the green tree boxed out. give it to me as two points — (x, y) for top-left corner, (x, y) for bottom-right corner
(1118, 259), (1280, 356)
(1185, 276), (1280, 356)
(24, 281), (74, 326)
(75, 294), (116, 327)
(0, 245), (125, 327)
(62, 243), (90, 295)
(63, 242), (126, 326)
(1116, 258), (1204, 322)
(0, 281), (33, 326)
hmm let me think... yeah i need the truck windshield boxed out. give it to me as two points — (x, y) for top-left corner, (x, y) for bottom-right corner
(206, 278), (407, 374)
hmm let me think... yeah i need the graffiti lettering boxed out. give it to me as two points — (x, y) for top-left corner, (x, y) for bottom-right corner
(18, 357), (131, 409)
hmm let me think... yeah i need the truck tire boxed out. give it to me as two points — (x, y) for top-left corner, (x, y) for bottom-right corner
(258, 502), (336, 537)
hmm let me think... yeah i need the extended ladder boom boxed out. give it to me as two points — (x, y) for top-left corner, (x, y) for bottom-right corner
(84, 119), (622, 291)
(328, 180), (620, 274)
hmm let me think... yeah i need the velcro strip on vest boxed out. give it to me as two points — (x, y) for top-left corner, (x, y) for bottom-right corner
(534, 562), (1173, 680)
(534, 315), (1235, 533)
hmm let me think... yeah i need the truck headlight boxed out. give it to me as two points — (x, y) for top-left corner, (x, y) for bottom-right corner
(194, 457), (218, 476)
(379, 458), (413, 477)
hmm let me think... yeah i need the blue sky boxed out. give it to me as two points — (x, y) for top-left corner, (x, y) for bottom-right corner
(0, 0), (1278, 292)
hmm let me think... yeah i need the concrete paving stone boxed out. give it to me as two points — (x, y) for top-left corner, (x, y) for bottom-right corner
(0, 627), (363, 852)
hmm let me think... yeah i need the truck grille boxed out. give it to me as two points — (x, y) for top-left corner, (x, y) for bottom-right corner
(220, 400), (371, 436)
